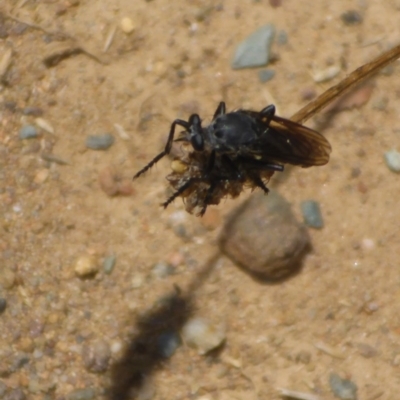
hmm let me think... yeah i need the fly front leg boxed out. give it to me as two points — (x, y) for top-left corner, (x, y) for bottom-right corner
(133, 119), (190, 179)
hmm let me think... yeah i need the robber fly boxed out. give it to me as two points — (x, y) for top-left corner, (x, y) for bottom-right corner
(133, 102), (331, 216)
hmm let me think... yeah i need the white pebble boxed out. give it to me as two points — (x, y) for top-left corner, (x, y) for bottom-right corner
(35, 117), (54, 134)
(182, 317), (226, 355)
(312, 65), (341, 83)
(384, 149), (400, 173)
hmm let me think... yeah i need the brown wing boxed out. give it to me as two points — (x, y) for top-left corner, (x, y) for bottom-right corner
(244, 111), (332, 167)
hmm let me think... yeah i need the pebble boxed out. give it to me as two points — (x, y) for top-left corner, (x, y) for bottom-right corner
(35, 117), (54, 134)
(200, 208), (222, 230)
(219, 191), (310, 280)
(341, 10), (363, 25)
(103, 254), (116, 274)
(66, 388), (96, 400)
(74, 255), (99, 277)
(357, 343), (378, 358)
(156, 331), (181, 358)
(181, 317), (226, 355)
(22, 106), (44, 116)
(231, 24), (275, 69)
(384, 149), (400, 172)
(329, 372), (358, 400)
(0, 381), (6, 397)
(151, 262), (174, 279)
(276, 30), (288, 45)
(0, 298), (6, 314)
(99, 166), (134, 197)
(82, 339), (111, 373)
(301, 200), (324, 229)
(33, 169), (49, 184)
(85, 133), (115, 150)
(18, 125), (38, 140)
(312, 65), (341, 83)
(258, 69), (275, 82)
(120, 17), (136, 34)
(0, 268), (16, 289)
(4, 388), (26, 400)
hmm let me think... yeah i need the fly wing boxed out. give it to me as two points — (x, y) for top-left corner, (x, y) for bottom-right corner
(244, 111), (332, 167)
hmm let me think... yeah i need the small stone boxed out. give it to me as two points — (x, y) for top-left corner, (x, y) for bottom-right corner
(103, 255), (116, 274)
(341, 10), (363, 25)
(74, 255), (99, 277)
(276, 30), (288, 45)
(384, 149), (400, 173)
(357, 343), (378, 358)
(269, 0), (282, 7)
(131, 274), (144, 288)
(19, 125), (38, 140)
(0, 381), (7, 397)
(258, 69), (275, 82)
(301, 200), (324, 229)
(219, 191), (310, 280)
(156, 331), (181, 358)
(312, 65), (341, 83)
(300, 87), (317, 101)
(0, 269), (16, 289)
(231, 24), (275, 69)
(85, 133), (114, 150)
(11, 353), (30, 371)
(18, 337), (34, 353)
(0, 298), (6, 314)
(329, 372), (358, 400)
(201, 208), (222, 230)
(99, 166), (118, 196)
(181, 317), (226, 355)
(120, 17), (136, 34)
(22, 106), (44, 116)
(151, 262), (174, 279)
(82, 339), (111, 373)
(295, 350), (311, 364)
(33, 169), (50, 184)
(4, 388), (26, 400)
(66, 388), (96, 400)
(35, 117), (54, 134)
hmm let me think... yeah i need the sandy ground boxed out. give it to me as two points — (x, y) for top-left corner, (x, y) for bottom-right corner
(1, 1), (400, 399)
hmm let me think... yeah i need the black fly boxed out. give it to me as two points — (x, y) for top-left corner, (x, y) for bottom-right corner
(133, 102), (331, 216)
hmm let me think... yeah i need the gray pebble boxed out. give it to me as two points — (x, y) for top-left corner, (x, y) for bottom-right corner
(3, 388), (26, 400)
(103, 255), (116, 274)
(301, 200), (324, 229)
(219, 191), (310, 280)
(384, 149), (400, 172)
(11, 353), (30, 372)
(231, 24), (275, 69)
(66, 388), (96, 400)
(85, 133), (114, 150)
(258, 69), (275, 82)
(22, 107), (44, 117)
(341, 10), (363, 25)
(0, 381), (6, 397)
(151, 262), (174, 279)
(18, 125), (38, 140)
(157, 331), (181, 358)
(181, 317), (226, 355)
(329, 372), (358, 400)
(81, 340), (111, 373)
(276, 30), (288, 45)
(0, 298), (6, 314)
